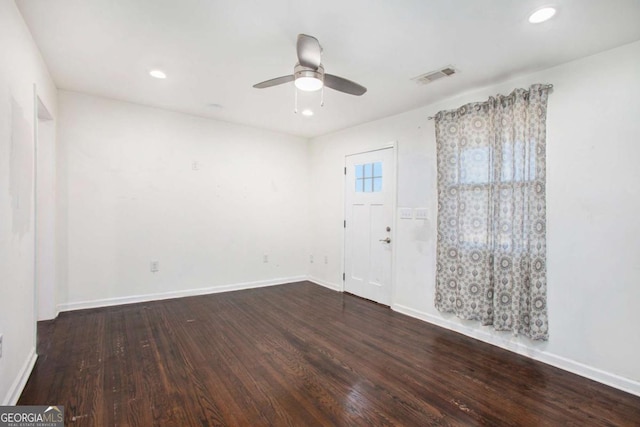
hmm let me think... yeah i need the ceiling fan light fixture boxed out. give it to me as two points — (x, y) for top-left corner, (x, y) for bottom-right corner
(294, 65), (324, 91)
(295, 76), (323, 91)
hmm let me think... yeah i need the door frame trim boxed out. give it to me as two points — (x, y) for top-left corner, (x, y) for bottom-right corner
(33, 84), (56, 327)
(342, 142), (398, 305)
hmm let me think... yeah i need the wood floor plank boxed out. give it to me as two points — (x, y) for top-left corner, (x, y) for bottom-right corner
(18, 282), (640, 426)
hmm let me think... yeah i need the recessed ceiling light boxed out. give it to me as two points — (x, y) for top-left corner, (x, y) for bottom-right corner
(301, 109), (314, 117)
(529, 7), (556, 24)
(149, 69), (167, 79)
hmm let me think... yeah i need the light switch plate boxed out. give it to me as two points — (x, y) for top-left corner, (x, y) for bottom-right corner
(415, 208), (428, 220)
(399, 208), (413, 219)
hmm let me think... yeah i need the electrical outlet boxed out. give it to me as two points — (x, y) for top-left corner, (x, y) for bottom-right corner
(310, 255), (314, 263)
(263, 254), (269, 263)
(324, 256), (328, 265)
(0, 334), (3, 359)
(150, 261), (159, 272)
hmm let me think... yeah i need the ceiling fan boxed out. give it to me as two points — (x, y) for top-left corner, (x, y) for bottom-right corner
(253, 34), (367, 96)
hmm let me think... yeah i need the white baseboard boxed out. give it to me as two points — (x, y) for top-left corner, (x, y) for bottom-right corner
(57, 276), (308, 312)
(3, 347), (37, 405)
(393, 304), (640, 397)
(307, 276), (342, 292)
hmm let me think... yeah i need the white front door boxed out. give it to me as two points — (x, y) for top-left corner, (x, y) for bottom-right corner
(344, 147), (395, 305)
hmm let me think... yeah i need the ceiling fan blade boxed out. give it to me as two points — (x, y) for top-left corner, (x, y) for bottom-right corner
(253, 75), (295, 89)
(324, 74), (367, 96)
(297, 34), (322, 69)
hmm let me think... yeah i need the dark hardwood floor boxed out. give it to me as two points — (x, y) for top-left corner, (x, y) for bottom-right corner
(19, 282), (640, 426)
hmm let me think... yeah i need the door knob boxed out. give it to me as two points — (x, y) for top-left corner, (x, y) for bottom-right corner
(379, 237), (391, 243)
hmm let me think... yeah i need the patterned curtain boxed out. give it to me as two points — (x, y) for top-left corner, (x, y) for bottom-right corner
(435, 84), (550, 340)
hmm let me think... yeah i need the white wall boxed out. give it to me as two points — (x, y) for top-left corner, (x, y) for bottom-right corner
(0, 1), (57, 404)
(309, 40), (640, 395)
(56, 91), (309, 310)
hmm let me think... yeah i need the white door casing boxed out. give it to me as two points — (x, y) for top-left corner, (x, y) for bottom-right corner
(344, 147), (395, 305)
(35, 92), (56, 322)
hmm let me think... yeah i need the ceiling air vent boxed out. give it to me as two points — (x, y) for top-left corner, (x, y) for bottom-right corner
(412, 66), (458, 85)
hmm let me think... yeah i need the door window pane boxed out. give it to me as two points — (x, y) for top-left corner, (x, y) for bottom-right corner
(373, 177), (382, 192)
(354, 162), (383, 193)
(373, 162), (382, 177)
(364, 163), (372, 178)
(365, 178), (373, 192)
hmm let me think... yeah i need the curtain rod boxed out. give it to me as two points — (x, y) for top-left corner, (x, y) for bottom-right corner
(427, 84), (554, 120)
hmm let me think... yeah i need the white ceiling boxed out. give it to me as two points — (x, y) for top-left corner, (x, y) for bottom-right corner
(17, 0), (640, 138)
